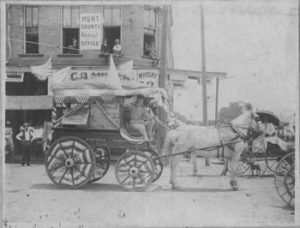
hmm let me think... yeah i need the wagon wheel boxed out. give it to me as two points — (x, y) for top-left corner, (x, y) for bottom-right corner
(115, 151), (155, 191)
(143, 150), (163, 182)
(228, 146), (267, 176)
(264, 146), (285, 174)
(89, 147), (110, 183)
(45, 136), (95, 189)
(274, 152), (295, 208)
(228, 151), (251, 176)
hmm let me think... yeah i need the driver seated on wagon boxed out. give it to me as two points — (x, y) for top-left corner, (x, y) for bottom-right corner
(124, 95), (156, 142)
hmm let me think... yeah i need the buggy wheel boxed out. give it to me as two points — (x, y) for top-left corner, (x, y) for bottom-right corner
(274, 152), (295, 208)
(228, 151), (251, 176)
(143, 150), (163, 182)
(115, 151), (155, 191)
(45, 136), (95, 189)
(89, 147), (110, 183)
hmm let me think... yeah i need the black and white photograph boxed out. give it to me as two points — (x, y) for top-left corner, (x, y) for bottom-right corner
(0, 0), (299, 227)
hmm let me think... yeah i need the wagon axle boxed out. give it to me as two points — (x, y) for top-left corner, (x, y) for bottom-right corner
(65, 158), (75, 168)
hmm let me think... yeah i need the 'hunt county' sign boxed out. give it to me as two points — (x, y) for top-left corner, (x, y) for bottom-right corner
(80, 14), (102, 50)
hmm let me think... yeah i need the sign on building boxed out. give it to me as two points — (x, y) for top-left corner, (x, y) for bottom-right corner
(80, 14), (102, 50)
(6, 72), (24, 82)
(136, 69), (159, 87)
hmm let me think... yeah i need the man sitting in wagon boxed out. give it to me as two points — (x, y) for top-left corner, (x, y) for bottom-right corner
(125, 95), (156, 143)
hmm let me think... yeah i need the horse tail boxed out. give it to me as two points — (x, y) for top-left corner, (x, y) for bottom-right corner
(161, 130), (175, 156)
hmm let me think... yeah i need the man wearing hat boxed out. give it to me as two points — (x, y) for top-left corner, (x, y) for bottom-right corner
(16, 122), (34, 166)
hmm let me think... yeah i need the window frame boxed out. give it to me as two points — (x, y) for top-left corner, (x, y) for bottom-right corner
(143, 6), (157, 57)
(102, 5), (122, 51)
(61, 5), (81, 54)
(24, 5), (39, 54)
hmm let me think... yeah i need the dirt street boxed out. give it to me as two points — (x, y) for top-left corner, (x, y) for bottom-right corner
(3, 159), (295, 228)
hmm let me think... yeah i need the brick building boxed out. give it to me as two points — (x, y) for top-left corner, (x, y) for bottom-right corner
(6, 4), (174, 126)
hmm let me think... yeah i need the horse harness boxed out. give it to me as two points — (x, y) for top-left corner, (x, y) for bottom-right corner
(216, 135), (240, 160)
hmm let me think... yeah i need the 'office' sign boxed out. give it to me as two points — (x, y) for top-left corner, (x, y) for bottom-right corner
(80, 14), (102, 50)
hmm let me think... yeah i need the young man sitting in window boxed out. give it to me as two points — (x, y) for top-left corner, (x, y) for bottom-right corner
(112, 39), (121, 55)
(67, 38), (79, 54)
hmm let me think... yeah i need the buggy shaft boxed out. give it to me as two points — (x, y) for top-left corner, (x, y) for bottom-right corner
(154, 139), (242, 160)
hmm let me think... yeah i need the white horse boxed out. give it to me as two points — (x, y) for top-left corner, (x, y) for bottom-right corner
(162, 112), (260, 190)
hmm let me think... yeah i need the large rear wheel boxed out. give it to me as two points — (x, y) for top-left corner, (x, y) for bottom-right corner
(45, 136), (95, 189)
(274, 152), (295, 208)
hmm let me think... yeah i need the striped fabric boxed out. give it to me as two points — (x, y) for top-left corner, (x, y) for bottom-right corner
(53, 87), (167, 105)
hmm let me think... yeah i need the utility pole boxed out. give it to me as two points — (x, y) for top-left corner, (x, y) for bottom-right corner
(200, 4), (208, 126)
(215, 77), (219, 126)
(200, 4), (210, 166)
(159, 5), (168, 89)
(157, 5), (168, 150)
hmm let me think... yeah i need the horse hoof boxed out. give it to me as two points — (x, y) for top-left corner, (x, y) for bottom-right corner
(230, 180), (239, 191)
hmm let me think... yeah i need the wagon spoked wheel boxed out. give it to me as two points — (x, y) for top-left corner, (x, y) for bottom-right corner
(265, 147), (285, 175)
(89, 147), (110, 183)
(274, 152), (295, 208)
(45, 136), (95, 189)
(115, 151), (155, 191)
(143, 150), (163, 182)
(228, 150), (251, 176)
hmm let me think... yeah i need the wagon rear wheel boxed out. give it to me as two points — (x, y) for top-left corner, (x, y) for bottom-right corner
(274, 152), (295, 208)
(143, 150), (163, 182)
(45, 136), (95, 189)
(115, 151), (155, 191)
(89, 147), (110, 183)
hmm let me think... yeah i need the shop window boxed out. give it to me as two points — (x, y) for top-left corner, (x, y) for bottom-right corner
(6, 73), (47, 96)
(25, 6), (39, 54)
(103, 5), (121, 52)
(62, 6), (80, 54)
(143, 7), (157, 58)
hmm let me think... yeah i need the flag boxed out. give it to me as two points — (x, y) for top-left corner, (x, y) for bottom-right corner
(118, 60), (134, 82)
(108, 55), (122, 89)
(31, 56), (52, 81)
(51, 66), (71, 88)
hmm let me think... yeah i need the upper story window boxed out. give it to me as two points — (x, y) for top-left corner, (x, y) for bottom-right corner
(25, 6), (39, 54)
(102, 5), (121, 53)
(62, 6), (80, 54)
(143, 7), (158, 58)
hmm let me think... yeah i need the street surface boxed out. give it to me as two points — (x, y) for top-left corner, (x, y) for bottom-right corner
(4, 159), (294, 228)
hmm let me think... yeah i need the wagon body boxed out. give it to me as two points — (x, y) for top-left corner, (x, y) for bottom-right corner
(45, 85), (168, 190)
(52, 127), (150, 152)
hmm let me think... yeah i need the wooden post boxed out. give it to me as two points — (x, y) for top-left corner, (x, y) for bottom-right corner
(215, 77), (219, 126)
(157, 5), (168, 151)
(200, 4), (210, 166)
(159, 6), (168, 89)
(200, 4), (208, 126)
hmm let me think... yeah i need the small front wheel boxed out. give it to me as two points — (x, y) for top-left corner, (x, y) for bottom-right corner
(115, 151), (155, 191)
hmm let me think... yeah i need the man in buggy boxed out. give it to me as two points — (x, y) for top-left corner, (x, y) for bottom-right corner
(123, 95), (159, 149)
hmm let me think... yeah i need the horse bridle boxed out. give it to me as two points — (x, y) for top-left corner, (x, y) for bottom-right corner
(230, 121), (256, 141)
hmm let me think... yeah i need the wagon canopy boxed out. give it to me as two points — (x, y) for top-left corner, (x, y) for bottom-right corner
(256, 111), (280, 126)
(53, 85), (168, 108)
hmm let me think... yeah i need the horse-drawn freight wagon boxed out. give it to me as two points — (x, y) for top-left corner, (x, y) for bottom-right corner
(46, 85), (168, 190)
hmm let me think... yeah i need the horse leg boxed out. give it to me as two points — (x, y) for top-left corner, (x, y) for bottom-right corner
(170, 145), (187, 189)
(191, 153), (198, 176)
(205, 158), (210, 166)
(220, 158), (228, 176)
(227, 141), (244, 191)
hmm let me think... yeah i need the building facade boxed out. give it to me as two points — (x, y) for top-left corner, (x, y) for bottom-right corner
(5, 4), (176, 158)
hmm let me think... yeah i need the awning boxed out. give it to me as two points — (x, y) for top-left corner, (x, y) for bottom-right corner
(6, 96), (53, 110)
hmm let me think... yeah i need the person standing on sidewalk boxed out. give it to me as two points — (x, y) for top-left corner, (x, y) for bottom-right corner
(16, 122), (34, 166)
